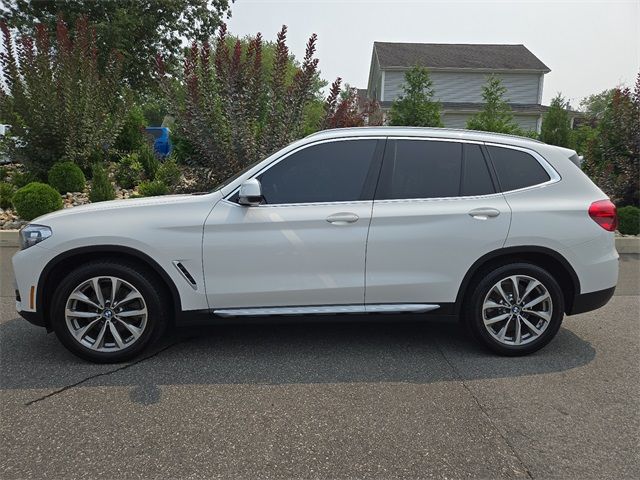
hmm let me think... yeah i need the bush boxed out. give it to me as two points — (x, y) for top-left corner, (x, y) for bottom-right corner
(89, 164), (116, 202)
(156, 157), (181, 189)
(618, 206), (639, 235)
(12, 182), (63, 220)
(0, 182), (16, 209)
(138, 180), (169, 197)
(115, 153), (144, 189)
(138, 142), (160, 180)
(47, 161), (86, 193)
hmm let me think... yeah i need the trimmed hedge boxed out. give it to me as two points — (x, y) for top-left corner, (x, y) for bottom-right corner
(618, 206), (639, 235)
(12, 182), (63, 220)
(48, 161), (86, 193)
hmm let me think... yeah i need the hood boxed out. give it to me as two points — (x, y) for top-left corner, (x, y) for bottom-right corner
(32, 192), (220, 224)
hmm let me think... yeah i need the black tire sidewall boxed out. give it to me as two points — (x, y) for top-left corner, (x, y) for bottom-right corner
(467, 263), (564, 356)
(51, 262), (168, 363)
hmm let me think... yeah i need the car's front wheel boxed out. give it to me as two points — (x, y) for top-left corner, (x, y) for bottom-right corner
(51, 261), (168, 363)
(465, 263), (565, 356)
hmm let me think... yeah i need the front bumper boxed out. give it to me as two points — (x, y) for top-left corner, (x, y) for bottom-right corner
(17, 309), (47, 328)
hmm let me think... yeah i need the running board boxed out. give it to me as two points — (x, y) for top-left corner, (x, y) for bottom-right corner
(213, 304), (440, 317)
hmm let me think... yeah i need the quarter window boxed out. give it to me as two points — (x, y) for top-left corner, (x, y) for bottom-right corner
(377, 140), (462, 200)
(257, 139), (379, 204)
(487, 146), (551, 192)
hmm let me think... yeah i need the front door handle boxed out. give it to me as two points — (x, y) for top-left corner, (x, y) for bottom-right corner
(326, 212), (359, 225)
(468, 208), (500, 220)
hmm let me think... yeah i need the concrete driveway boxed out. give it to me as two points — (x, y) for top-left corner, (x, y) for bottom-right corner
(1, 246), (638, 479)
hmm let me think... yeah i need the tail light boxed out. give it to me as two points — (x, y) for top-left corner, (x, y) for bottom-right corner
(588, 200), (618, 231)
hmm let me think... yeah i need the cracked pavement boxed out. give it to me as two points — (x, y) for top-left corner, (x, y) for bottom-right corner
(1, 247), (638, 479)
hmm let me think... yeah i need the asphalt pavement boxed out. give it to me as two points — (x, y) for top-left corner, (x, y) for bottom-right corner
(1, 246), (638, 479)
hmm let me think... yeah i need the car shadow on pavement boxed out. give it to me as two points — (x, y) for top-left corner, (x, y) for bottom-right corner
(0, 315), (595, 400)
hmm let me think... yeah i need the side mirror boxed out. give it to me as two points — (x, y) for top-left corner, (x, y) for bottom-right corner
(238, 178), (264, 206)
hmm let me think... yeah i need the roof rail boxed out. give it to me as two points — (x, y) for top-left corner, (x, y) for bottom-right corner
(305, 126), (545, 144)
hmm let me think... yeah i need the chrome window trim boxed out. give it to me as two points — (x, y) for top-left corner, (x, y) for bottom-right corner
(224, 136), (387, 205)
(222, 135), (561, 205)
(376, 138), (561, 203)
(483, 142), (561, 195)
(220, 198), (373, 208)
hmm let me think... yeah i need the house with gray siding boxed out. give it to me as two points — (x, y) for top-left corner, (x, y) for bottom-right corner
(365, 42), (551, 132)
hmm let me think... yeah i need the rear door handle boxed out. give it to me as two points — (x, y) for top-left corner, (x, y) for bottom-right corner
(468, 208), (500, 220)
(326, 212), (359, 225)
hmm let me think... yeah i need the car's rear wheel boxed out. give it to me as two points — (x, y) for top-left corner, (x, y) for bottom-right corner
(465, 263), (564, 356)
(51, 261), (168, 363)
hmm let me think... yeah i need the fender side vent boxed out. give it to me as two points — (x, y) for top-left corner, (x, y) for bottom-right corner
(173, 261), (197, 289)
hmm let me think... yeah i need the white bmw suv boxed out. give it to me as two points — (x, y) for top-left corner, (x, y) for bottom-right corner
(13, 127), (618, 362)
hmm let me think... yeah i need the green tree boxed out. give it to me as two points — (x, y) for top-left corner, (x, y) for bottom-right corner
(0, 18), (129, 176)
(540, 93), (572, 147)
(1, 0), (233, 92)
(388, 66), (443, 127)
(579, 89), (615, 122)
(466, 75), (519, 134)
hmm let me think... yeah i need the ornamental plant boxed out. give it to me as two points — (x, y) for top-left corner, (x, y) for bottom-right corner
(0, 182), (16, 209)
(156, 157), (181, 189)
(582, 73), (639, 207)
(160, 24), (323, 180)
(137, 142), (160, 180)
(12, 182), (62, 220)
(322, 81), (382, 129)
(617, 206), (639, 235)
(161, 25), (380, 186)
(0, 17), (129, 175)
(138, 180), (169, 197)
(115, 153), (144, 189)
(89, 163), (115, 202)
(47, 161), (86, 193)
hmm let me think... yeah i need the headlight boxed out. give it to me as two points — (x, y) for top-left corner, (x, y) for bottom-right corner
(19, 224), (52, 250)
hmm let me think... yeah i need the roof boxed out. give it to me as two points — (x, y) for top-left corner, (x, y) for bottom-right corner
(374, 42), (550, 72)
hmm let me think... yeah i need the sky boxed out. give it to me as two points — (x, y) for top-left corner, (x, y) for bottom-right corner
(227, 0), (640, 107)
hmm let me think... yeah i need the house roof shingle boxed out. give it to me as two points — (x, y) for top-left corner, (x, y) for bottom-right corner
(374, 42), (550, 72)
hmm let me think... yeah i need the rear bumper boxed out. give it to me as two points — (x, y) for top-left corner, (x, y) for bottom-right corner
(568, 286), (616, 315)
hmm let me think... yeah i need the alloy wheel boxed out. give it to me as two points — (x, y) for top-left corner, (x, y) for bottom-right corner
(64, 276), (148, 352)
(482, 274), (553, 346)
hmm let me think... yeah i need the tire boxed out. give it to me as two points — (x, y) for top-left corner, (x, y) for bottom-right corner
(464, 262), (564, 356)
(51, 261), (169, 363)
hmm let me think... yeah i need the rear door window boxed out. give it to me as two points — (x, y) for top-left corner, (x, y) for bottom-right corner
(461, 144), (495, 196)
(376, 139), (462, 200)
